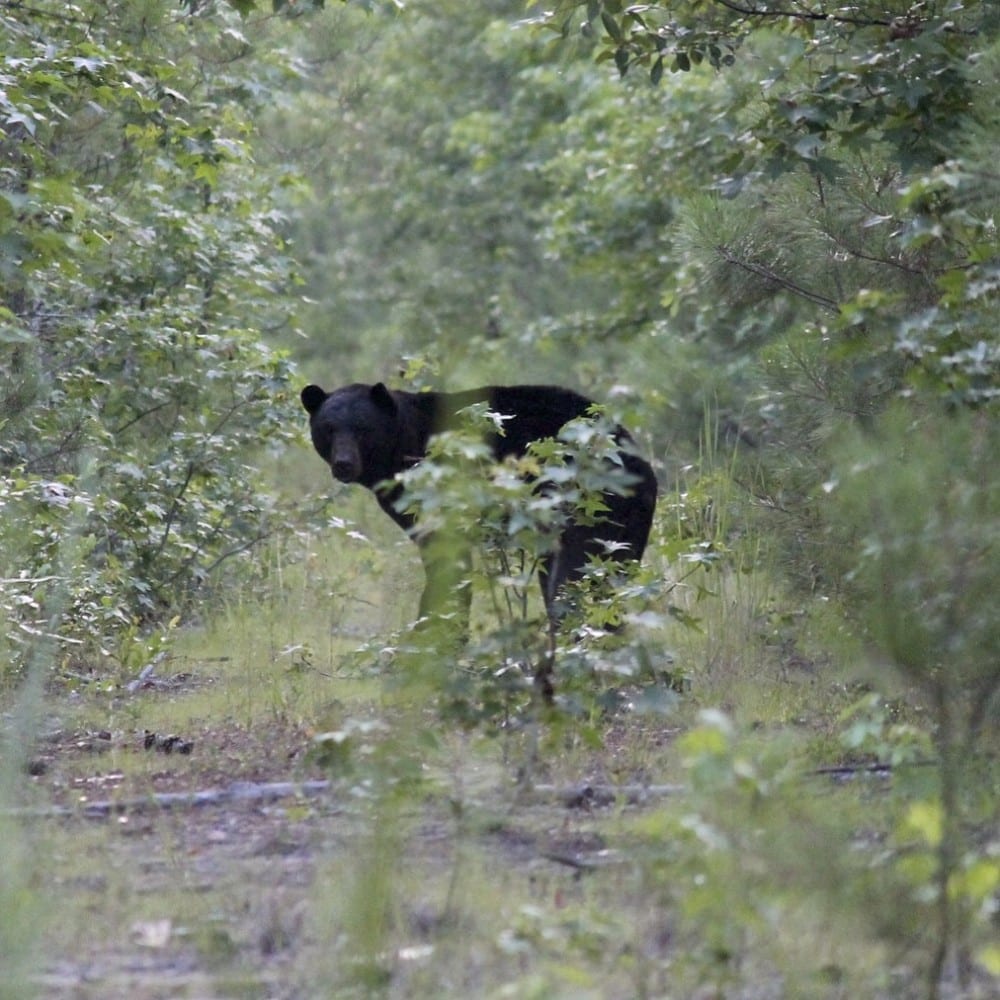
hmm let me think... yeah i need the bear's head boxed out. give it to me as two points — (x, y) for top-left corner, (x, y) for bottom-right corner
(301, 382), (399, 488)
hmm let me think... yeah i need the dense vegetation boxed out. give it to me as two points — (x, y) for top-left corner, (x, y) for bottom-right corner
(2, 1), (997, 996)
(1, 0), (298, 672)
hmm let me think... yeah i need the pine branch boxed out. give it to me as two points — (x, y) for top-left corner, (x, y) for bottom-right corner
(715, 243), (840, 311)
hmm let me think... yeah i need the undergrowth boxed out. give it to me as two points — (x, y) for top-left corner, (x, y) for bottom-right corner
(2, 413), (998, 998)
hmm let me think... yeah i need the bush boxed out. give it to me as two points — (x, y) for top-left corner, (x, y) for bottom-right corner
(0, 2), (298, 683)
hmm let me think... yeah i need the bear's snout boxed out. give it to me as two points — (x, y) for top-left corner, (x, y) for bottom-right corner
(327, 433), (362, 483)
(332, 458), (359, 482)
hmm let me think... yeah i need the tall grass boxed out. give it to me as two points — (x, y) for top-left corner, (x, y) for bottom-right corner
(0, 472), (97, 997)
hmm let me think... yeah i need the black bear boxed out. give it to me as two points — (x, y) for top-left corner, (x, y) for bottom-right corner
(301, 382), (657, 627)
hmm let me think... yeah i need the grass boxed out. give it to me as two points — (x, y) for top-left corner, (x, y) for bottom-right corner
(2, 449), (998, 999)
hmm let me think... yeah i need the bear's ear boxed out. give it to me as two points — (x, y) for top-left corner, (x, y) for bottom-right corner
(370, 383), (397, 413)
(301, 384), (328, 415)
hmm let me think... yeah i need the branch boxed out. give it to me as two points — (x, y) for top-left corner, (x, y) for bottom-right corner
(153, 461), (196, 561)
(527, 783), (684, 808)
(715, 244), (841, 311)
(712, 0), (893, 29)
(6, 779), (334, 820)
(198, 526), (275, 578)
(113, 400), (174, 435)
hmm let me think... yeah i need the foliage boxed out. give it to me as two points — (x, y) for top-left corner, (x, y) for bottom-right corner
(339, 401), (680, 734)
(265, 1), (998, 477)
(538, 2), (999, 401)
(828, 408), (999, 729)
(824, 406), (999, 995)
(264, 6), (1000, 994)
(1, 1), (998, 995)
(254, 0), (605, 384)
(615, 703), (999, 996)
(1, 1), (298, 680)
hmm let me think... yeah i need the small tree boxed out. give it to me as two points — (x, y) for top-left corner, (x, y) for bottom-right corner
(826, 405), (999, 996)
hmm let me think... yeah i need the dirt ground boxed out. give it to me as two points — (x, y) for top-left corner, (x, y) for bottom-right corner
(18, 670), (654, 1000)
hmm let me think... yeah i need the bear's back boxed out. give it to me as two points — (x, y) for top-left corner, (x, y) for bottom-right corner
(429, 385), (595, 460)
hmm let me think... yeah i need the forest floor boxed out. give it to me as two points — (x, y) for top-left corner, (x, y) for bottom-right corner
(17, 659), (693, 1000)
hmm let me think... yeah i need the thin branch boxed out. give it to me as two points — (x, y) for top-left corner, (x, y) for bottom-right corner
(715, 244), (841, 311)
(112, 400), (174, 435)
(153, 461), (196, 561)
(1, 1), (92, 27)
(712, 0), (893, 29)
(198, 527), (275, 578)
(0, 575), (63, 584)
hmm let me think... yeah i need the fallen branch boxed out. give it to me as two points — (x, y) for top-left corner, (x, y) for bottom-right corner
(8, 763), (916, 822)
(527, 783), (684, 808)
(813, 759), (936, 779)
(10, 779), (333, 821)
(541, 849), (624, 871)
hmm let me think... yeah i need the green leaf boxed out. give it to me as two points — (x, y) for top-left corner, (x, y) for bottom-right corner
(601, 11), (623, 43)
(4, 110), (38, 136)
